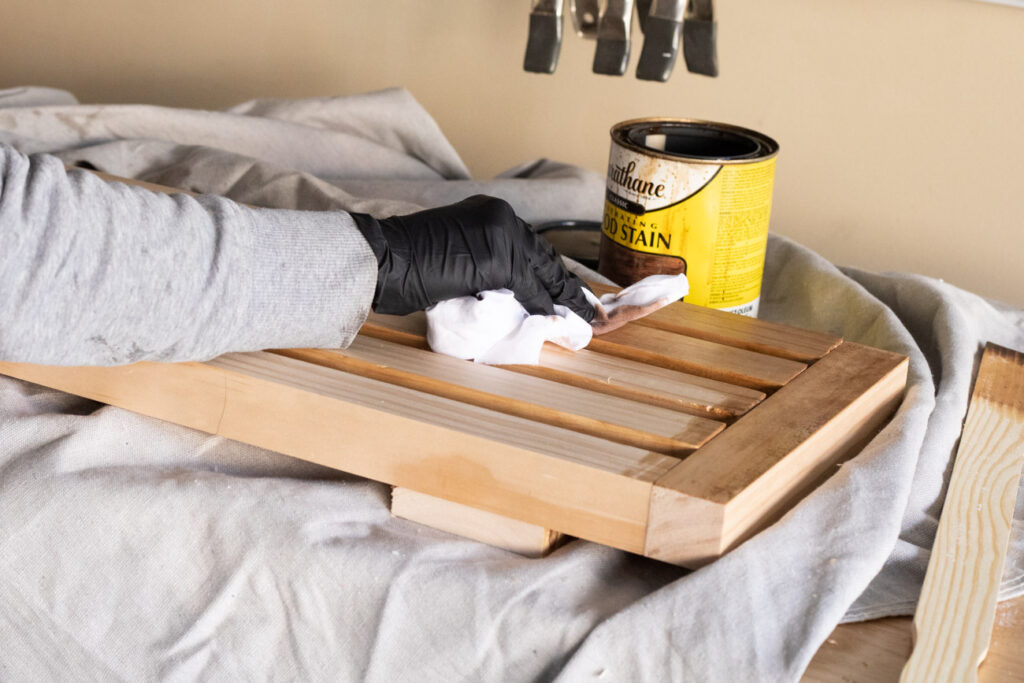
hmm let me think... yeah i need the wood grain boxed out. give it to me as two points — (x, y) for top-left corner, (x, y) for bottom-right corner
(901, 343), (1024, 683)
(391, 487), (564, 558)
(589, 325), (808, 391)
(588, 282), (842, 362)
(274, 338), (725, 456)
(362, 312), (767, 420)
(645, 341), (909, 566)
(507, 346), (765, 420)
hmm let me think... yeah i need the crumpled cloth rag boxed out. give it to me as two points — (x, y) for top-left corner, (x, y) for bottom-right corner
(425, 273), (689, 364)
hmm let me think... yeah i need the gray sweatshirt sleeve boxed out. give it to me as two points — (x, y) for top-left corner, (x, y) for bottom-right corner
(0, 144), (379, 365)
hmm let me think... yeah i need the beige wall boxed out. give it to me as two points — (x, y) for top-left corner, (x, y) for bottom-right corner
(3, 0), (1021, 305)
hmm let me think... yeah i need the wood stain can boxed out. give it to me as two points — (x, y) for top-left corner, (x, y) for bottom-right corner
(598, 118), (779, 317)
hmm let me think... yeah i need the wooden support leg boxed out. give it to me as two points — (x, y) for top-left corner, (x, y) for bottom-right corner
(390, 487), (565, 558)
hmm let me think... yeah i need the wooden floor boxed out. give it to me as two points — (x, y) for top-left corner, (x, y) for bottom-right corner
(804, 595), (1024, 682)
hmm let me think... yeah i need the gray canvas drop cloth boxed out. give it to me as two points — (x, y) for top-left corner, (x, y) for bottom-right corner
(1, 86), (1022, 682)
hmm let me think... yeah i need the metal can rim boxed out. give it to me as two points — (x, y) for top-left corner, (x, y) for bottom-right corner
(610, 117), (779, 165)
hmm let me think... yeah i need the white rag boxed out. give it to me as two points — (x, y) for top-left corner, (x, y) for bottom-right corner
(425, 273), (689, 364)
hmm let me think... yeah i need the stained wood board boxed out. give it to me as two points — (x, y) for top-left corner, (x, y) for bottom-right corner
(646, 341), (908, 566)
(588, 325), (808, 391)
(588, 282), (841, 362)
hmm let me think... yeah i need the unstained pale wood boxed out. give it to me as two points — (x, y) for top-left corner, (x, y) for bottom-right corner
(901, 343), (1024, 683)
(588, 282), (842, 362)
(274, 337), (724, 456)
(362, 312), (767, 420)
(392, 487), (564, 558)
(645, 341), (909, 566)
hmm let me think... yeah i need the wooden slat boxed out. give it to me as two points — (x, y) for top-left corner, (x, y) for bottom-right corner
(0, 354), (681, 553)
(644, 341), (908, 566)
(588, 282), (842, 362)
(901, 343), (1024, 683)
(275, 338), (724, 456)
(362, 312), (767, 420)
(362, 315), (432, 349)
(509, 346), (764, 421)
(391, 487), (564, 558)
(589, 325), (807, 391)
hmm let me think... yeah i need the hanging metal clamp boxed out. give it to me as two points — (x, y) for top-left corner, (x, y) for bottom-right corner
(569, 0), (600, 38)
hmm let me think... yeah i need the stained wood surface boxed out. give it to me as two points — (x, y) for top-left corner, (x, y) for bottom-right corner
(588, 282), (842, 362)
(645, 341), (909, 566)
(391, 487), (564, 558)
(589, 325), (808, 391)
(901, 343), (1024, 683)
(275, 337), (724, 456)
(363, 312), (767, 420)
(0, 354), (680, 553)
(804, 596), (1024, 683)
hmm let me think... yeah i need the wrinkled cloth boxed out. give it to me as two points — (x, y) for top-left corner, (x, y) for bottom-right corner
(426, 273), (688, 365)
(1, 86), (1022, 682)
(586, 273), (689, 314)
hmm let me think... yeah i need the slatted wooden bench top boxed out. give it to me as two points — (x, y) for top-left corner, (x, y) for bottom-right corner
(0, 292), (908, 567)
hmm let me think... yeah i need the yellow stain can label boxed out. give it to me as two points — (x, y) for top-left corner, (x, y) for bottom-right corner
(598, 119), (779, 317)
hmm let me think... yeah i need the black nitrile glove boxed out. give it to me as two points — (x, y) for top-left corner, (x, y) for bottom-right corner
(349, 195), (595, 321)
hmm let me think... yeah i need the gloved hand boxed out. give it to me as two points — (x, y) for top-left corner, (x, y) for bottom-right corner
(349, 195), (595, 321)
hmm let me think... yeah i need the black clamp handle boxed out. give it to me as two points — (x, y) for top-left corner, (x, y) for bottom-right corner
(524, 0), (565, 74)
(683, 0), (718, 77)
(635, 0), (686, 81)
(593, 0), (635, 76)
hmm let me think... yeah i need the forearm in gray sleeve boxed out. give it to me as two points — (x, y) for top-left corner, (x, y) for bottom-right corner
(0, 145), (378, 365)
